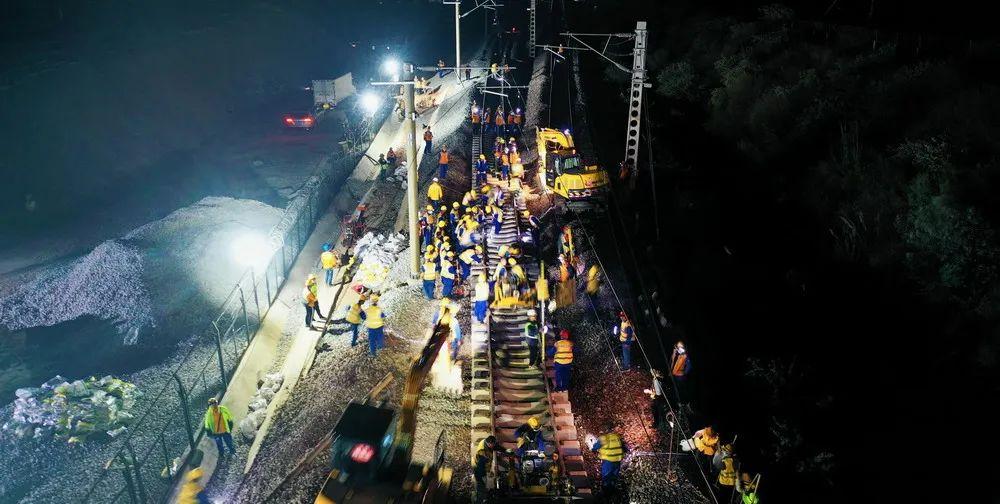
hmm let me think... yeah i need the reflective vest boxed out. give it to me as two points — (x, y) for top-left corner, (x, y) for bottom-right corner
(587, 266), (600, 293)
(474, 282), (490, 301)
(510, 265), (525, 284)
(671, 353), (689, 377)
(495, 113), (505, 125)
(524, 322), (539, 342)
(693, 429), (719, 455)
(718, 454), (738, 487)
(459, 249), (478, 265)
(439, 151), (449, 164)
(554, 340), (574, 364)
(471, 112), (481, 123)
(302, 288), (317, 306)
(321, 251), (338, 269)
(203, 405), (233, 434)
(427, 183), (443, 201)
(345, 302), (362, 324)
(597, 433), (623, 462)
(619, 321), (633, 343)
(423, 261), (438, 280)
(364, 306), (384, 329)
(742, 492), (759, 504)
(441, 263), (456, 280)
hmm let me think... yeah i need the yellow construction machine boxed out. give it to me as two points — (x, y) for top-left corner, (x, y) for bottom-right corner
(535, 127), (608, 200)
(314, 322), (454, 503)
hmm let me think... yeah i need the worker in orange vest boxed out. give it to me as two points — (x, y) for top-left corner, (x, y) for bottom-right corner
(423, 127), (434, 153)
(438, 146), (450, 179)
(494, 108), (506, 136)
(471, 105), (482, 133)
(670, 340), (692, 410)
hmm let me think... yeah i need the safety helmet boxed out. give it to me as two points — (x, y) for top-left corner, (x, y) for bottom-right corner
(441, 299), (451, 307)
(475, 245), (483, 253)
(322, 242), (332, 251)
(426, 205), (434, 212)
(426, 245), (435, 252)
(453, 202), (460, 209)
(186, 468), (204, 481)
(528, 417), (540, 429)
(559, 329), (570, 339)
(498, 138), (505, 144)
(437, 221), (446, 228)
(208, 397), (218, 405)
(481, 186), (490, 194)
(527, 310), (536, 319)
(432, 177), (439, 182)
(447, 251), (455, 258)
(521, 210), (530, 217)
(307, 273), (317, 281)
(479, 154), (486, 160)
(440, 205), (447, 212)
(508, 258), (516, 266)
(371, 294), (380, 303)
(509, 137), (515, 142)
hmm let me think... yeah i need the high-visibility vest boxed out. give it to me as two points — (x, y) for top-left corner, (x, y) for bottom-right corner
(554, 340), (574, 364)
(364, 306), (384, 329)
(439, 151), (449, 164)
(423, 261), (438, 280)
(302, 288), (317, 306)
(619, 321), (633, 342)
(321, 251), (338, 269)
(671, 353), (689, 377)
(441, 263), (456, 280)
(587, 266), (600, 293)
(510, 265), (525, 283)
(345, 302), (362, 324)
(474, 282), (490, 301)
(459, 249), (478, 265)
(524, 322), (539, 341)
(203, 405), (232, 434)
(597, 433), (624, 462)
(472, 112), (481, 123)
(495, 113), (505, 125)
(718, 455), (738, 487)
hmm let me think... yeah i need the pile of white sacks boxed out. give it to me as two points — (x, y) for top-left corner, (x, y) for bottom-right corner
(352, 232), (407, 291)
(384, 161), (410, 190)
(238, 372), (284, 441)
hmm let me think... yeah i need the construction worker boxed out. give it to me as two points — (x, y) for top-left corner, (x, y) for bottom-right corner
(500, 149), (511, 181)
(306, 273), (324, 320)
(670, 340), (692, 409)
(586, 264), (601, 299)
(386, 147), (397, 168)
(613, 311), (635, 370)
(715, 443), (739, 495)
(514, 417), (545, 457)
(302, 286), (319, 329)
(525, 310), (540, 366)
(644, 369), (668, 430)
(377, 153), (389, 180)
(512, 108), (523, 135)
(682, 425), (719, 469)
(360, 294), (387, 356)
(437, 58), (446, 78)
(473, 273), (490, 323)
(178, 467), (210, 504)
(202, 397), (235, 456)
(508, 258), (526, 295)
(433, 299), (463, 360)
(321, 243), (339, 286)
(559, 225), (574, 262)
(591, 428), (625, 492)
(438, 146), (450, 179)
(441, 254), (457, 298)
(459, 245), (483, 279)
(494, 108), (506, 136)
(738, 473), (761, 504)
(422, 254), (439, 299)
(473, 435), (498, 503)
(343, 296), (365, 346)
(549, 329), (573, 391)
(423, 127), (433, 153)
(475, 154), (489, 185)
(471, 105), (482, 134)
(427, 177), (444, 205)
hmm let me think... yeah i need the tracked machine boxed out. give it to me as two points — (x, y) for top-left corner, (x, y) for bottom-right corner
(535, 127), (608, 202)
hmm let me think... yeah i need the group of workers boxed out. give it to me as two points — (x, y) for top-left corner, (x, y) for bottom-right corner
(470, 100), (523, 137)
(679, 425), (761, 503)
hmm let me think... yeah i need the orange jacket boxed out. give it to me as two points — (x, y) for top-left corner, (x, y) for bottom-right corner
(495, 113), (505, 125)
(439, 151), (449, 164)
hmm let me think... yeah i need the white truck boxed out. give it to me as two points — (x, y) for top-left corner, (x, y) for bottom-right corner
(312, 73), (356, 112)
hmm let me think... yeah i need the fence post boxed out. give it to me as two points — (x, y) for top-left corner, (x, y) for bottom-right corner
(250, 267), (262, 329)
(159, 434), (171, 478)
(239, 284), (251, 347)
(173, 373), (196, 450)
(212, 322), (227, 391)
(126, 439), (148, 504)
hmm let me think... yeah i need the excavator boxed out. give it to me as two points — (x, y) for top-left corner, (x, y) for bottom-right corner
(535, 127), (609, 201)
(314, 321), (454, 503)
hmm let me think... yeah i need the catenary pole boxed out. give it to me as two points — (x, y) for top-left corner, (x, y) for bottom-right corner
(404, 62), (420, 276)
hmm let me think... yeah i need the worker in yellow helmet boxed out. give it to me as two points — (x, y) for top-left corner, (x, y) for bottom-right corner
(422, 253), (439, 300)
(458, 245), (483, 279)
(440, 252), (457, 298)
(177, 467), (208, 504)
(320, 242), (339, 285)
(591, 426), (626, 492)
(682, 425), (720, 469)
(716, 443), (740, 492)
(514, 416), (545, 457)
(202, 397), (235, 456)
(427, 177), (443, 205)
(359, 294), (387, 356)
(343, 294), (366, 346)
(548, 329), (574, 391)
(473, 273), (490, 323)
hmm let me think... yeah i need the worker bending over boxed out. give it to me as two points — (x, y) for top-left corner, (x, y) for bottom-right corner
(592, 427), (626, 492)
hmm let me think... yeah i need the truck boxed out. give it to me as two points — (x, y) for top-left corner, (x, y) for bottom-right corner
(312, 73), (357, 112)
(535, 127), (609, 201)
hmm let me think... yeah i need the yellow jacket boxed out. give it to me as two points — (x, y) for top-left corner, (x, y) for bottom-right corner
(321, 251), (338, 269)
(427, 182), (443, 201)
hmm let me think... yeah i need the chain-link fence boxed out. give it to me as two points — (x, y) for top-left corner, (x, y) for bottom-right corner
(78, 105), (389, 503)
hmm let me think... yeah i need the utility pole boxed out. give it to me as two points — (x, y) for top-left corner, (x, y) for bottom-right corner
(625, 21), (648, 190)
(454, 1), (462, 82)
(529, 0), (537, 58)
(403, 62), (420, 275)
